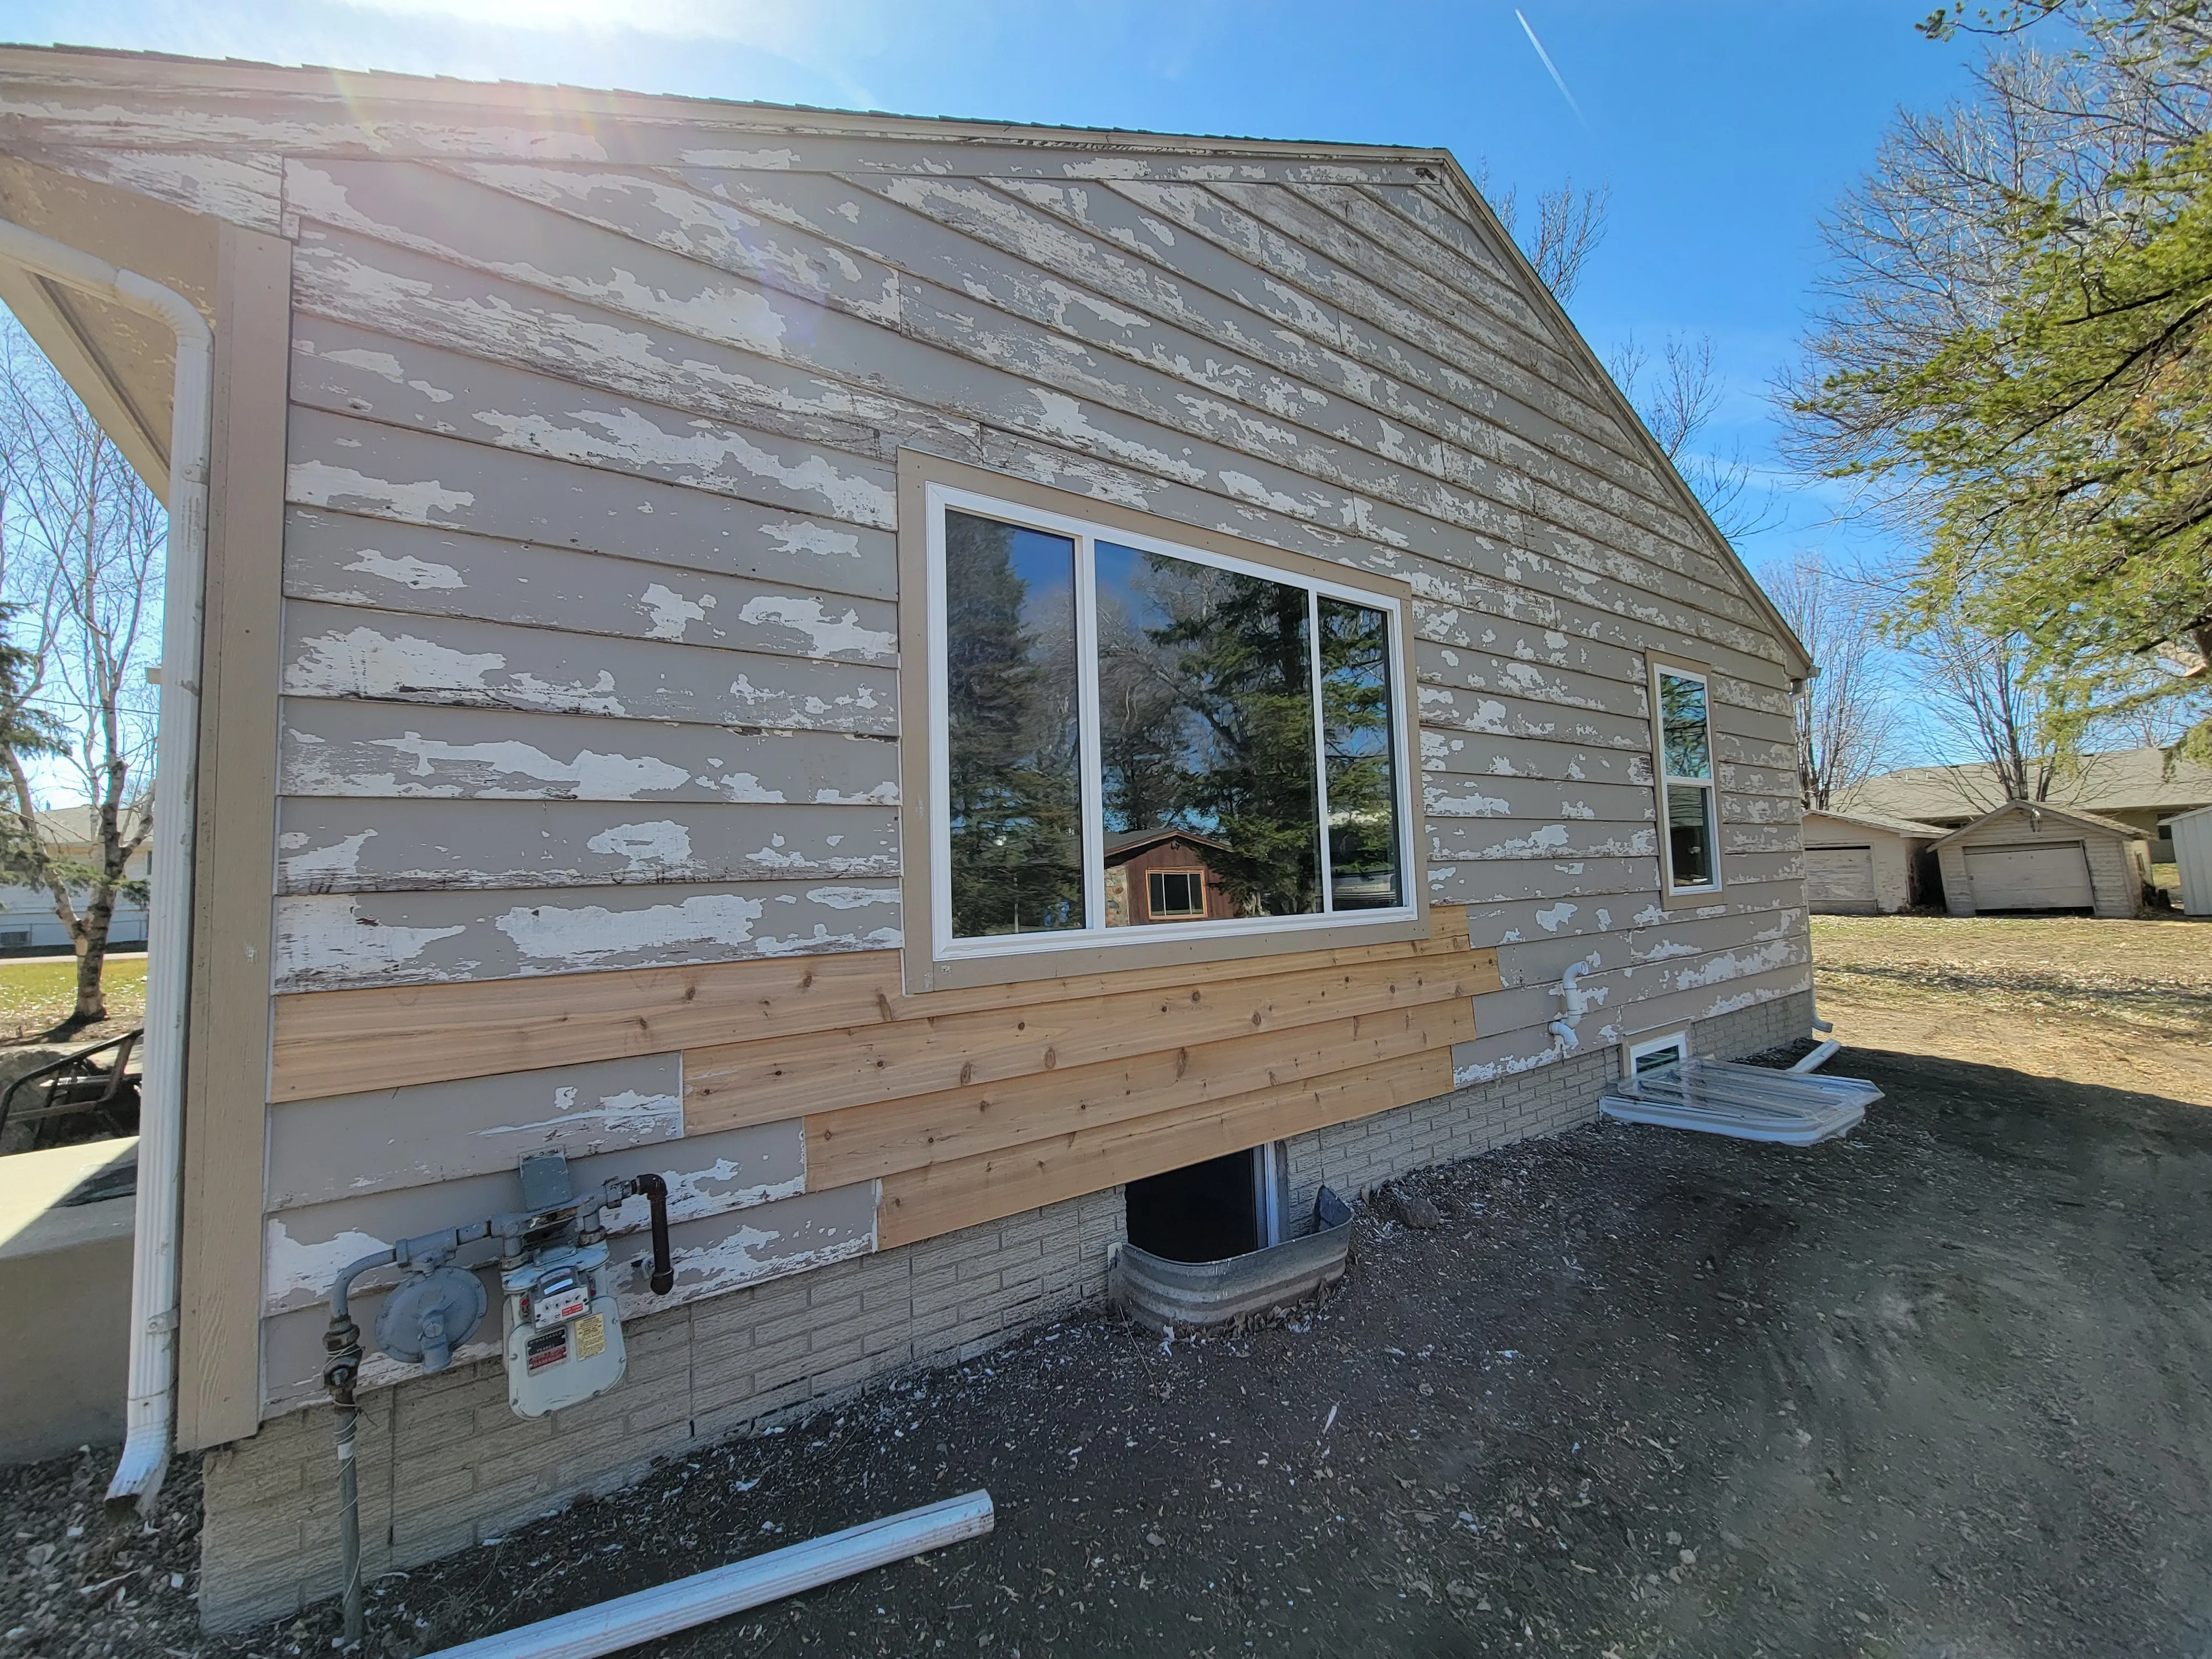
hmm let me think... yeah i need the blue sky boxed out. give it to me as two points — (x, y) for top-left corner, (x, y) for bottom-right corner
(7, 2), (1992, 751)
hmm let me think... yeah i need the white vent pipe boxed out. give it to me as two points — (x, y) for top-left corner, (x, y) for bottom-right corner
(424, 1491), (995, 1659)
(0, 217), (213, 1512)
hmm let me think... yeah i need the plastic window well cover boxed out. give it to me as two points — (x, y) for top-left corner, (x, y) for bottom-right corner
(1599, 1058), (1881, 1146)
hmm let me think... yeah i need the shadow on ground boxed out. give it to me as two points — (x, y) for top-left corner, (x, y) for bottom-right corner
(9, 1048), (2210, 1658)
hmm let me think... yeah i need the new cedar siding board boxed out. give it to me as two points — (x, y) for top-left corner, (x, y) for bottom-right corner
(0, 53), (1811, 1431)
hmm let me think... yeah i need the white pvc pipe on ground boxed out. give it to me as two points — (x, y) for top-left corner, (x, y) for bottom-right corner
(0, 217), (213, 1514)
(425, 1491), (995, 1659)
(1790, 1039), (1841, 1074)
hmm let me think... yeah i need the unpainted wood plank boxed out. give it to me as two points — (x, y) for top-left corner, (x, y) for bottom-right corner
(268, 914), (1481, 1101)
(684, 950), (1493, 1130)
(805, 996), (1477, 1188)
(875, 1047), (1456, 1250)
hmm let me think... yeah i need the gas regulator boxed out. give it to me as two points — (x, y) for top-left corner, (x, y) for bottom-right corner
(322, 1150), (677, 1421)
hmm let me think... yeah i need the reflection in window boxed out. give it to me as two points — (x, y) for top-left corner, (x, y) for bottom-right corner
(1147, 868), (1207, 918)
(1656, 668), (1719, 893)
(1094, 542), (1319, 920)
(945, 510), (1085, 938)
(1319, 597), (1402, 910)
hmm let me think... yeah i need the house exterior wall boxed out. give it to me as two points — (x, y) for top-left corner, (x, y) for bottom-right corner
(1937, 812), (2146, 919)
(0, 50), (1813, 1628)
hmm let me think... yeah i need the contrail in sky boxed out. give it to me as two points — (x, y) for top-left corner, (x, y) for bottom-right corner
(1515, 9), (1588, 127)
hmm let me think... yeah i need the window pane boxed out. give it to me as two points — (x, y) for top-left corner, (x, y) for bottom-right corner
(1094, 542), (1320, 921)
(1658, 671), (1712, 780)
(945, 510), (1085, 938)
(1666, 784), (1717, 889)
(1318, 597), (1402, 910)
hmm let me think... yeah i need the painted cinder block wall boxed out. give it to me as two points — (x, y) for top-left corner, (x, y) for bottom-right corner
(0, 48), (1815, 1629)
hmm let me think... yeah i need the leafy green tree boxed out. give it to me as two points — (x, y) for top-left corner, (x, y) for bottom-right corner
(1792, 0), (2212, 763)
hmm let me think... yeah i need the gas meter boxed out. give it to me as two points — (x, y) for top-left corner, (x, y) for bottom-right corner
(323, 1150), (676, 1425)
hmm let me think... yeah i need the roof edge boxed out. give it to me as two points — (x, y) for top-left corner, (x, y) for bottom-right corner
(1928, 799), (2148, 849)
(0, 43), (1456, 165)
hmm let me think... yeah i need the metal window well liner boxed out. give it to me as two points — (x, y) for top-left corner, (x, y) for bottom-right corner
(1112, 1186), (1353, 1332)
(1600, 1058), (1881, 1146)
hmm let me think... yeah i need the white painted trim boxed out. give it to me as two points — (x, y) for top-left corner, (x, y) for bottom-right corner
(1650, 658), (1723, 901)
(922, 481), (1418, 971)
(1624, 1030), (1689, 1078)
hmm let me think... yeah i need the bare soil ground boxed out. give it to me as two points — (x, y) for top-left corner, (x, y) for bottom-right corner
(4, 917), (2207, 1659)
(1811, 915), (2212, 1106)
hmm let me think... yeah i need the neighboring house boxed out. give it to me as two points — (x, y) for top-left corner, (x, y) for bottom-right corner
(1840, 747), (2212, 863)
(2169, 804), (2212, 916)
(0, 48), (1820, 1629)
(1102, 828), (1237, 926)
(0, 806), (151, 953)
(1800, 809), (1944, 915)
(1931, 802), (2151, 919)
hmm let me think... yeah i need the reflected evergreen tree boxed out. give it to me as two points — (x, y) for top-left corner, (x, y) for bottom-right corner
(944, 513), (1084, 936)
(1319, 598), (1400, 907)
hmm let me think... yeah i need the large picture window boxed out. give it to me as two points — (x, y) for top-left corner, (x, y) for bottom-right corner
(919, 476), (1418, 978)
(1651, 660), (1720, 897)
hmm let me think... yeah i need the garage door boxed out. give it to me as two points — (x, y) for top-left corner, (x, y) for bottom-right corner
(1965, 842), (2093, 911)
(1805, 847), (1877, 911)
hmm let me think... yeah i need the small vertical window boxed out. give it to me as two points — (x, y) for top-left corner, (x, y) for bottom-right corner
(1653, 665), (1720, 895)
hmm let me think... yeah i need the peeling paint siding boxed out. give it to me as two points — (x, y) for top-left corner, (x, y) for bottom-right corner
(284, 508), (899, 662)
(1457, 882), (1804, 953)
(276, 797), (899, 893)
(289, 224), (980, 463)
(1451, 962), (1813, 1083)
(1417, 686), (1650, 750)
(1427, 819), (1656, 864)
(1420, 729), (1652, 789)
(13, 140), (286, 231)
(1430, 849), (1803, 909)
(256, 1178), (877, 1407)
(288, 407), (896, 597)
(286, 321), (897, 529)
(264, 1053), (691, 1207)
(1422, 776), (1657, 824)
(678, 163), (1698, 566)
(1365, 182), (1516, 282)
(272, 879), (901, 990)
(390, 156), (1778, 656)
(280, 598), (898, 733)
(278, 698), (899, 805)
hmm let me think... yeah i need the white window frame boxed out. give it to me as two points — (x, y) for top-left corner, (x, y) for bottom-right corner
(1624, 1030), (1689, 1078)
(1648, 655), (1723, 901)
(924, 478), (1421, 972)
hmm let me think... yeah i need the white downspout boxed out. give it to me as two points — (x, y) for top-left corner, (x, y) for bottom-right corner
(0, 218), (213, 1512)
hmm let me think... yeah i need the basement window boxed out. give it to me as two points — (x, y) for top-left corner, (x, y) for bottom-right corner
(1650, 656), (1721, 900)
(1625, 1030), (1689, 1078)
(900, 458), (1426, 990)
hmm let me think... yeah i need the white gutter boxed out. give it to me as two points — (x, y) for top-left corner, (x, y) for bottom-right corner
(0, 218), (212, 1512)
(425, 1491), (995, 1659)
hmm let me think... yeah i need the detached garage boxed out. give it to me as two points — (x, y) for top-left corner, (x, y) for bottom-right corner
(1933, 802), (2151, 919)
(1801, 810), (1943, 914)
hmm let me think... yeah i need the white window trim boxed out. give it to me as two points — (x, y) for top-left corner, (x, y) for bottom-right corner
(925, 478), (1420, 969)
(1625, 1030), (1689, 1078)
(1650, 656), (1723, 900)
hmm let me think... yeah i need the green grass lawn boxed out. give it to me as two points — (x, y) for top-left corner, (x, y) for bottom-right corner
(0, 953), (146, 1044)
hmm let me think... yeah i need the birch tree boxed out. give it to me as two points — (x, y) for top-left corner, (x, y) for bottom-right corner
(0, 321), (163, 1029)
